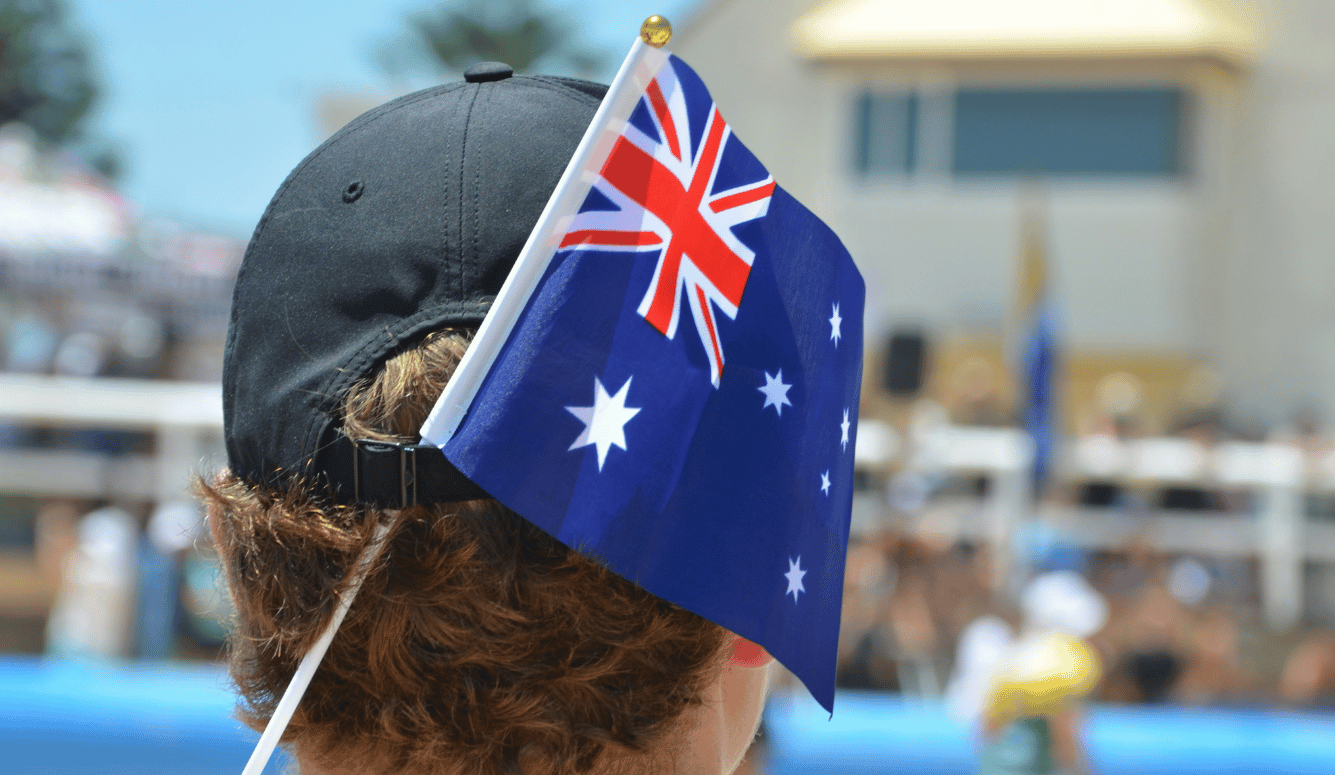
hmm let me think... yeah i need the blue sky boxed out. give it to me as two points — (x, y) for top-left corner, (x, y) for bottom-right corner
(67, 0), (697, 236)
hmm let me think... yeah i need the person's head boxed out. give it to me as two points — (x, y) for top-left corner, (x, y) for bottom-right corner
(1020, 570), (1108, 638)
(203, 65), (772, 775)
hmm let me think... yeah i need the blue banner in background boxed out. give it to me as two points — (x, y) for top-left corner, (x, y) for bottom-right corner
(1024, 301), (1058, 489)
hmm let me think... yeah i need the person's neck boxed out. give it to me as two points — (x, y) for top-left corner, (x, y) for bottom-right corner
(295, 698), (730, 775)
(297, 661), (766, 775)
(660, 680), (729, 774)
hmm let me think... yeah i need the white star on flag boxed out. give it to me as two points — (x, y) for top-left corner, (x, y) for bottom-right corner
(840, 408), (851, 452)
(828, 302), (842, 346)
(758, 369), (792, 416)
(785, 556), (807, 604)
(567, 375), (641, 471)
(820, 470), (831, 496)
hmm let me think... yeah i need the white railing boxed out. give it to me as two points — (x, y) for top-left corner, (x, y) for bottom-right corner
(0, 373), (223, 502)
(854, 421), (1325, 630)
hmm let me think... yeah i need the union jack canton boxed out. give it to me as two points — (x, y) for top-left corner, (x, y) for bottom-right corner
(437, 54), (865, 713)
(559, 62), (777, 386)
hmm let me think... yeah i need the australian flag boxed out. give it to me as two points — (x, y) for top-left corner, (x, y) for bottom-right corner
(427, 53), (864, 712)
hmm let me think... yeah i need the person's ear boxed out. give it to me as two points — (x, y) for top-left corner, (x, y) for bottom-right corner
(729, 635), (774, 669)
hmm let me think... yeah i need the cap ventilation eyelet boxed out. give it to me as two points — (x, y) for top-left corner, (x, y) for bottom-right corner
(343, 180), (364, 203)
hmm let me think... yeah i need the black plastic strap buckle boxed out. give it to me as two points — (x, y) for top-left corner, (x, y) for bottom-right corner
(352, 439), (426, 509)
(343, 436), (489, 507)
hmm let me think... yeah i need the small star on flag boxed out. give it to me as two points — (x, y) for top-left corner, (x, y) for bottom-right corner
(785, 556), (807, 604)
(828, 302), (842, 346)
(758, 369), (793, 416)
(567, 376), (641, 471)
(820, 470), (831, 496)
(840, 408), (850, 452)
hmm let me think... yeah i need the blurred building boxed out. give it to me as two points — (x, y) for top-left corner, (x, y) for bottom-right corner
(0, 122), (243, 384)
(675, 0), (1332, 431)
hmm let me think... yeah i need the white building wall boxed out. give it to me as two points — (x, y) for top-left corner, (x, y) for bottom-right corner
(1211, 1), (1335, 426)
(673, 0), (834, 213)
(834, 181), (1199, 350)
(676, 0), (1335, 427)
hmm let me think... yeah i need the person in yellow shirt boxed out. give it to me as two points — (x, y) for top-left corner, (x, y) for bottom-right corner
(977, 571), (1106, 775)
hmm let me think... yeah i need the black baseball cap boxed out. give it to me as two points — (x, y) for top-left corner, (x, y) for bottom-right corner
(223, 63), (607, 507)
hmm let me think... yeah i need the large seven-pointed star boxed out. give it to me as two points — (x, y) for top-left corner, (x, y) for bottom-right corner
(758, 369), (793, 416)
(567, 376), (641, 471)
(785, 556), (807, 604)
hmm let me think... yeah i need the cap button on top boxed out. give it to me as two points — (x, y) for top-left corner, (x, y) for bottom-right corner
(464, 62), (514, 83)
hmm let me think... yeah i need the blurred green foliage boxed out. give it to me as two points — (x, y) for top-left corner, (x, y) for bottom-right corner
(383, 0), (609, 81)
(0, 0), (97, 144)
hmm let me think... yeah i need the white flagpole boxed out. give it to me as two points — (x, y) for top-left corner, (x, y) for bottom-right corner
(239, 519), (393, 775)
(419, 35), (669, 445)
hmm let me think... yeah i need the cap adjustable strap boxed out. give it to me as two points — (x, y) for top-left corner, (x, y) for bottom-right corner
(350, 439), (489, 508)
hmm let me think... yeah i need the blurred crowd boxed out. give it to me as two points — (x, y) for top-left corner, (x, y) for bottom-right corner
(826, 331), (1335, 713)
(834, 525), (1335, 710)
(31, 497), (229, 662)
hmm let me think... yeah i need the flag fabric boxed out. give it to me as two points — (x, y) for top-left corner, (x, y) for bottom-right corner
(1014, 210), (1058, 489)
(427, 53), (864, 712)
(1024, 300), (1058, 488)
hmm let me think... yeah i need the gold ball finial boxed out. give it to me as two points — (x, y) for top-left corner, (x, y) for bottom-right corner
(640, 15), (672, 48)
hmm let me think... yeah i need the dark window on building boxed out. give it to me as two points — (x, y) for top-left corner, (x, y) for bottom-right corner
(952, 88), (1183, 175)
(853, 91), (917, 176)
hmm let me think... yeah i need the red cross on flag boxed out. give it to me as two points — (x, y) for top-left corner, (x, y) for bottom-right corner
(557, 66), (776, 386)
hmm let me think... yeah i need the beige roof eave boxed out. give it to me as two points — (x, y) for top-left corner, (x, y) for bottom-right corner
(791, 0), (1258, 69)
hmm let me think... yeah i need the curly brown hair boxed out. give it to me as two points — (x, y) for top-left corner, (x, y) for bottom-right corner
(200, 330), (729, 775)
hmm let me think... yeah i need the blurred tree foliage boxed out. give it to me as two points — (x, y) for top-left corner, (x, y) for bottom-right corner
(384, 0), (608, 81)
(0, 0), (98, 145)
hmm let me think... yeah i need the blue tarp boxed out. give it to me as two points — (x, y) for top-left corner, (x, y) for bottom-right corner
(0, 656), (288, 775)
(765, 691), (1335, 775)
(6, 657), (1335, 774)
